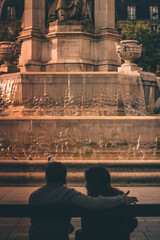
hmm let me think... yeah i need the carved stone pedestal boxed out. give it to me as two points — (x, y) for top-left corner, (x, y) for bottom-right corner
(45, 21), (94, 72)
(0, 63), (19, 73)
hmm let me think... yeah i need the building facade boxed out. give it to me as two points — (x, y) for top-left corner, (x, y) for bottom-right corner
(0, 0), (160, 27)
(0, 0), (24, 21)
(116, 0), (160, 29)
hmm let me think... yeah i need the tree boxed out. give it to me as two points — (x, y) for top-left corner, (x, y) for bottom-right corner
(0, 20), (21, 42)
(117, 21), (160, 74)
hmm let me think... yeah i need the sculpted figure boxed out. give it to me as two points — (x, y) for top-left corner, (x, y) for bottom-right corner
(48, 0), (92, 21)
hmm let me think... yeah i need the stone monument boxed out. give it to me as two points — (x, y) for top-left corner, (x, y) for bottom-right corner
(18, 0), (120, 72)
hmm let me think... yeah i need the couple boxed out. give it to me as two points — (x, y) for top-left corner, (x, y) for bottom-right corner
(29, 162), (138, 240)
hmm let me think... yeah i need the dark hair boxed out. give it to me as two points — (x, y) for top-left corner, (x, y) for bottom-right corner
(46, 162), (67, 184)
(85, 167), (111, 196)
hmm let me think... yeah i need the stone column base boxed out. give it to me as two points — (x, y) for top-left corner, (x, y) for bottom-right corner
(118, 63), (142, 73)
(18, 60), (43, 72)
(18, 27), (46, 72)
(46, 59), (94, 72)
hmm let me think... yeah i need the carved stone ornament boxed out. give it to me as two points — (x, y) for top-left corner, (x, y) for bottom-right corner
(0, 41), (14, 64)
(116, 40), (142, 65)
(0, 41), (20, 73)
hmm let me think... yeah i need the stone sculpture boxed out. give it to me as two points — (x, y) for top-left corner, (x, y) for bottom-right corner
(48, 0), (92, 21)
(116, 40), (142, 72)
(116, 40), (142, 65)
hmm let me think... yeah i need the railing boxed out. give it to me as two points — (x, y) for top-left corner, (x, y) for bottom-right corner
(0, 204), (160, 217)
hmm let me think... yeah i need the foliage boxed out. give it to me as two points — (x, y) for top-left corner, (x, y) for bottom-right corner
(117, 21), (160, 73)
(0, 20), (21, 42)
(156, 65), (160, 76)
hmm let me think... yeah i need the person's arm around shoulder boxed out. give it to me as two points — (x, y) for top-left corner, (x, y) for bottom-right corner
(70, 189), (138, 210)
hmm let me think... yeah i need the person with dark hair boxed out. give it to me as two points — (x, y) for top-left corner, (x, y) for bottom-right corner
(76, 167), (138, 240)
(29, 162), (138, 240)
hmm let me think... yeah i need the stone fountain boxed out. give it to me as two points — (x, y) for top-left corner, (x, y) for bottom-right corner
(0, 0), (160, 186)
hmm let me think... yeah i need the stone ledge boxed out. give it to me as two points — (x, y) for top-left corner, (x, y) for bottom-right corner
(1, 159), (160, 166)
(0, 172), (160, 186)
(0, 160), (160, 173)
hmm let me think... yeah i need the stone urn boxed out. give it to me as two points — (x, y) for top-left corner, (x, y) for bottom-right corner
(0, 41), (19, 73)
(116, 40), (142, 72)
(0, 41), (14, 64)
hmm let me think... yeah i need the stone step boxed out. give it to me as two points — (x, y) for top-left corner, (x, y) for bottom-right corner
(0, 172), (160, 186)
(0, 160), (160, 186)
(0, 160), (160, 172)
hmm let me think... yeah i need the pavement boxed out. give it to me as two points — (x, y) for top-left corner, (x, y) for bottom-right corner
(0, 186), (160, 240)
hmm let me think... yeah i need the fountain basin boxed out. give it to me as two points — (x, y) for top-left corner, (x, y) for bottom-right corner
(0, 116), (160, 160)
(0, 72), (158, 116)
(0, 72), (159, 185)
